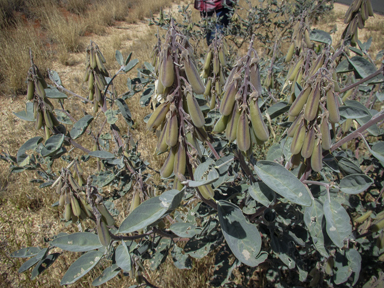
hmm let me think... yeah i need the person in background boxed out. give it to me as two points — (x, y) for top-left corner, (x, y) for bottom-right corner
(194, 0), (235, 46)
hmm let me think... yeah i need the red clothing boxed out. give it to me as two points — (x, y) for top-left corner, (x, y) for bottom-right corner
(194, 0), (233, 12)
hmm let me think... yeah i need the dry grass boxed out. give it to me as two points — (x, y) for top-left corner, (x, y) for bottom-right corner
(0, 25), (49, 95)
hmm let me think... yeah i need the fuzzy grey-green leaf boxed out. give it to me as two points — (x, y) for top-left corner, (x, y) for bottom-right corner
(339, 174), (373, 194)
(50, 232), (103, 252)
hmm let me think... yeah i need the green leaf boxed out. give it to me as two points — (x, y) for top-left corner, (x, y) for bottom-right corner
(323, 198), (352, 248)
(11, 247), (41, 258)
(31, 252), (60, 280)
(346, 248), (361, 286)
(248, 182), (275, 207)
(41, 134), (64, 157)
(336, 58), (354, 74)
(159, 189), (185, 211)
(105, 109), (118, 124)
(115, 98), (132, 125)
(217, 201), (264, 267)
(339, 174), (373, 194)
(119, 197), (167, 233)
(70, 115), (93, 139)
(172, 244), (192, 270)
(189, 169), (219, 187)
(336, 157), (363, 175)
(123, 59), (139, 73)
(349, 46), (363, 56)
(266, 143), (283, 161)
(347, 56), (384, 83)
(92, 264), (120, 286)
(45, 88), (67, 99)
(339, 105), (369, 119)
(170, 223), (201, 238)
(333, 252), (352, 285)
(344, 100), (380, 136)
(254, 161), (312, 206)
(54, 109), (72, 124)
(266, 101), (289, 119)
(50, 232), (103, 252)
(18, 248), (48, 273)
(48, 70), (62, 85)
(115, 50), (124, 65)
(60, 250), (104, 285)
(16, 137), (43, 165)
(115, 241), (131, 272)
(304, 200), (328, 257)
(13, 102), (35, 122)
(371, 142), (384, 162)
(88, 150), (115, 159)
(310, 29), (332, 45)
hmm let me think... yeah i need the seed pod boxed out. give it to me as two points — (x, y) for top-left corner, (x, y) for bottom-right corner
(173, 177), (184, 191)
(367, 0), (374, 16)
(156, 121), (169, 153)
(224, 67), (237, 91)
(26, 80), (35, 100)
(160, 146), (177, 178)
(344, 5), (354, 24)
(209, 92), (216, 110)
(71, 194), (81, 217)
(355, 210), (372, 223)
(342, 118), (352, 133)
(161, 53), (175, 88)
(186, 131), (202, 157)
(287, 114), (303, 137)
(215, 80), (221, 97)
(285, 42), (295, 62)
(290, 119), (305, 155)
(320, 117), (332, 150)
(96, 52), (108, 76)
(184, 56), (205, 94)
(146, 102), (170, 131)
(324, 257), (334, 276)
(332, 71), (340, 92)
(95, 73), (105, 91)
(371, 218), (384, 232)
(156, 76), (166, 95)
(165, 114), (178, 147)
(311, 138), (323, 172)
(237, 111), (251, 152)
(289, 85), (312, 117)
(226, 104), (241, 142)
(204, 78), (212, 98)
(197, 185), (214, 200)
(35, 110), (43, 130)
(203, 51), (212, 72)
(213, 115), (229, 133)
(79, 197), (93, 218)
(219, 81), (237, 116)
(130, 191), (140, 213)
(249, 64), (262, 96)
(304, 83), (320, 122)
(43, 108), (53, 129)
(97, 219), (111, 247)
(187, 92), (205, 128)
(288, 58), (304, 82)
(173, 143), (186, 177)
(301, 127), (315, 159)
(44, 125), (50, 141)
(263, 73), (272, 88)
(218, 47), (226, 67)
(59, 191), (65, 207)
(35, 79), (46, 99)
(213, 54), (220, 75)
(195, 126), (208, 142)
(304, 29), (312, 48)
(49, 111), (60, 127)
(90, 48), (97, 69)
(64, 203), (72, 221)
(249, 99), (269, 142)
(96, 204), (115, 226)
(326, 89), (340, 123)
(88, 72), (94, 91)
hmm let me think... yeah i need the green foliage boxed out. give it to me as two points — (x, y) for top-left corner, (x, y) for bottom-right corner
(3, 0), (384, 286)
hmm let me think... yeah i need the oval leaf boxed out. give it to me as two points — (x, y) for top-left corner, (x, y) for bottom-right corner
(13, 102), (35, 122)
(115, 241), (131, 272)
(11, 247), (41, 258)
(339, 105), (369, 119)
(119, 196), (167, 233)
(254, 161), (312, 206)
(89, 150), (115, 159)
(16, 137), (43, 164)
(18, 248), (48, 273)
(170, 223), (201, 238)
(217, 200), (263, 267)
(31, 252), (60, 280)
(248, 182), (275, 207)
(69, 115), (94, 140)
(310, 29), (332, 45)
(92, 264), (120, 286)
(323, 198), (352, 248)
(50, 232), (103, 252)
(60, 250), (104, 285)
(45, 88), (67, 99)
(339, 174), (373, 194)
(41, 134), (64, 157)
